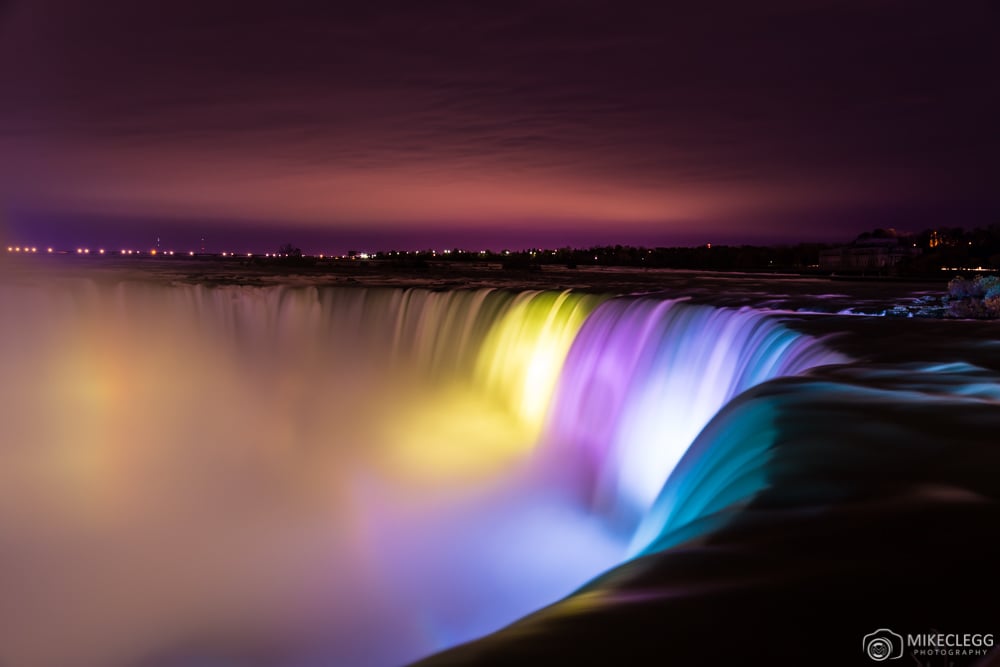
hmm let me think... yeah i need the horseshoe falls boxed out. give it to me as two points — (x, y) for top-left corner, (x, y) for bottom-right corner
(0, 279), (846, 667)
(540, 298), (842, 527)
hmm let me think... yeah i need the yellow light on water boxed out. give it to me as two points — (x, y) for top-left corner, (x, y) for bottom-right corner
(380, 386), (536, 483)
(476, 291), (604, 433)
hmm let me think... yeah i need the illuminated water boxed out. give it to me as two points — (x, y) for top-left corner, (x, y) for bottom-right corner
(0, 278), (845, 666)
(541, 298), (844, 524)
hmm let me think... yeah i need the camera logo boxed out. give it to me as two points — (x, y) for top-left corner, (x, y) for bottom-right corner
(863, 629), (905, 661)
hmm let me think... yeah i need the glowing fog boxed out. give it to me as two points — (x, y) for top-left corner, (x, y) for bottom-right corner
(0, 279), (844, 666)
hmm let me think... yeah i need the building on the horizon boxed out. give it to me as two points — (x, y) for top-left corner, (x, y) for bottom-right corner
(818, 236), (921, 272)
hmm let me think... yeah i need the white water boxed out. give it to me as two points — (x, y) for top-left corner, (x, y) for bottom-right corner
(0, 278), (841, 666)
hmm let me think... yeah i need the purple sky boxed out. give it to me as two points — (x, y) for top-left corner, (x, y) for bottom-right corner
(1, 0), (997, 252)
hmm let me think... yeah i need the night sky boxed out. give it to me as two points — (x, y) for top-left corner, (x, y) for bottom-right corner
(1, 0), (997, 253)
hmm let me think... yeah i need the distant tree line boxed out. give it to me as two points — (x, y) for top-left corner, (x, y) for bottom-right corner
(262, 223), (1000, 277)
(366, 243), (832, 272)
(890, 225), (1000, 276)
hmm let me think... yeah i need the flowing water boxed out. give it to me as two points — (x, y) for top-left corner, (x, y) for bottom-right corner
(0, 276), (847, 666)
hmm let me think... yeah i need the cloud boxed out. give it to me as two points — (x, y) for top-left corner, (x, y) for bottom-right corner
(0, 0), (997, 242)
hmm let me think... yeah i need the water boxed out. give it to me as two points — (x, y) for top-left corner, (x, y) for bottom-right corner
(419, 356), (1000, 666)
(541, 298), (845, 525)
(0, 277), (843, 666)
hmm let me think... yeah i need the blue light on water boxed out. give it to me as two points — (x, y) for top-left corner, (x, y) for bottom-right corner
(0, 280), (849, 666)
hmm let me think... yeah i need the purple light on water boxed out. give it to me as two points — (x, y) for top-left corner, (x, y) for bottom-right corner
(0, 276), (845, 666)
(542, 299), (847, 523)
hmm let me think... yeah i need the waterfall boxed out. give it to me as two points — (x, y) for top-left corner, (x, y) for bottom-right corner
(0, 278), (845, 667)
(541, 298), (847, 524)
